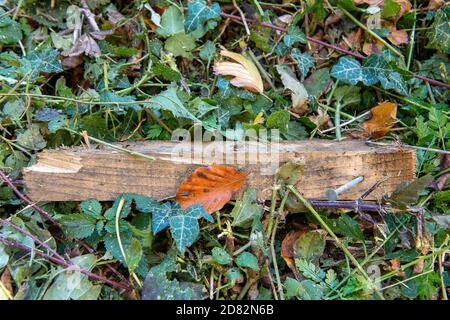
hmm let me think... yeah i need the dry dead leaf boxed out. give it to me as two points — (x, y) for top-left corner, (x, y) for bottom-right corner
(427, 0), (445, 10)
(363, 101), (397, 138)
(281, 230), (306, 271)
(363, 41), (383, 55)
(276, 64), (309, 115)
(386, 23), (408, 45)
(213, 49), (264, 94)
(431, 154), (450, 191)
(176, 165), (248, 213)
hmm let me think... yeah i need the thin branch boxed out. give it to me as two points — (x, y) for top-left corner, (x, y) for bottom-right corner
(0, 237), (132, 291)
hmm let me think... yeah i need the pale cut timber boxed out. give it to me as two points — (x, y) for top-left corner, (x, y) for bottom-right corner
(22, 140), (416, 202)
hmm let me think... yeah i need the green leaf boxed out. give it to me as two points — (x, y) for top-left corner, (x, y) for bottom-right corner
(156, 6), (184, 38)
(212, 247), (232, 265)
(0, 244), (9, 269)
(390, 174), (434, 208)
(426, 8), (450, 54)
(21, 48), (63, 76)
(283, 26), (307, 47)
(58, 214), (97, 239)
(294, 230), (326, 262)
(337, 214), (364, 240)
(199, 40), (216, 62)
(303, 68), (330, 97)
(231, 188), (263, 228)
(330, 56), (366, 85)
(2, 98), (25, 123)
(226, 268), (242, 284)
(381, 0), (400, 19)
(297, 280), (324, 300)
(169, 213), (201, 253)
(142, 250), (205, 300)
(276, 161), (305, 186)
(164, 33), (196, 59)
(291, 49), (315, 79)
(152, 202), (178, 234)
(266, 110), (290, 131)
(295, 258), (326, 282)
(16, 124), (46, 151)
(127, 238), (142, 273)
(0, 8), (22, 45)
(236, 252), (259, 270)
(144, 87), (199, 122)
(80, 199), (102, 219)
(184, 0), (221, 33)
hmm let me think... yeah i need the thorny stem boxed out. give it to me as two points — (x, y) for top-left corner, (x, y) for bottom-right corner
(0, 169), (132, 289)
(0, 236), (132, 291)
(220, 11), (450, 89)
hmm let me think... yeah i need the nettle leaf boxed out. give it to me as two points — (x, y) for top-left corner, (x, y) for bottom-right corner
(57, 214), (97, 239)
(212, 247), (232, 265)
(144, 87), (199, 122)
(156, 6), (184, 38)
(236, 252), (259, 270)
(283, 26), (307, 48)
(291, 49), (315, 79)
(184, 0), (221, 33)
(336, 214), (364, 240)
(426, 8), (450, 54)
(80, 199), (102, 219)
(99, 91), (139, 112)
(142, 250), (205, 300)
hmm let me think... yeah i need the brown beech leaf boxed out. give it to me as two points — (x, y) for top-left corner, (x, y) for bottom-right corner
(363, 101), (397, 138)
(176, 165), (248, 213)
(213, 49), (264, 94)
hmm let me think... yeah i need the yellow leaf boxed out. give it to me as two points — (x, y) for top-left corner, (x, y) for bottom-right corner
(213, 49), (264, 94)
(253, 112), (264, 125)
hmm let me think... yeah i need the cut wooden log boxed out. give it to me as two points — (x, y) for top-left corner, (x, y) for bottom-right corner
(22, 140), (416, 202)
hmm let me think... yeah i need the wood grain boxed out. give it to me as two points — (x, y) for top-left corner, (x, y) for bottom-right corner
(22, 140), (416, 202)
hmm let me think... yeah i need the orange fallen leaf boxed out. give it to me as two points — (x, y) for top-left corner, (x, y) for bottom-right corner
(386, 23), (408, 46)
(213, 49), (264, 94)
(363, 101), (397, 138)
(176, 165), (248, 213)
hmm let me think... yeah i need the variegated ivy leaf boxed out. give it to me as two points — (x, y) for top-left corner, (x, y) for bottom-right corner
(151, 202), (213, 252)
(426, 8), (450, 54)
(331, 55), (407, 94)
(20, 48), (63, 77)
(184, 0), (221, 33)
(283, 26), (307, 48)
(330, 56), (368, 85)
(291, 49), (315, 79)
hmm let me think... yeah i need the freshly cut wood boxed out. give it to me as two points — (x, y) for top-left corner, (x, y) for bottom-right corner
(22, 140), (416, 202)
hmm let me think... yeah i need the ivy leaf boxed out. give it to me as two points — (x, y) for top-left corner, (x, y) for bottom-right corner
(16, 124), (47, 151)
(330, 56), (366, 85)
(21, 48), (63, 76)
(291, 49), (315, 80)
(184, 0), (221, 33)
(57, 214), (97, 239)
(199, 40), (216, 63)
(236, 252), (259, 270)
(144, 87), (199, 122)
(426, 8), (450, 54)
(169, 205), (212, 252)
(283, 26), (307, 47)
(152, 202), (178, 234)
(156, 6), (184, 38)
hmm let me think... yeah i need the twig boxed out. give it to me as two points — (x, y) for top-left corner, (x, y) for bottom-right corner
(232, 0), (250, 36)
(366, 141), (450, 155)
(0, 219), (65, 262)
(0, 170), (58, 226)
(0, 237), (131, 291)
(220, 11), (450, 89)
